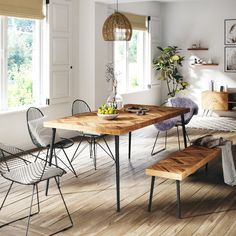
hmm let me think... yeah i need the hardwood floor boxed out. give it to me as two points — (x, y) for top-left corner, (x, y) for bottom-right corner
(0, 126), (236, 235)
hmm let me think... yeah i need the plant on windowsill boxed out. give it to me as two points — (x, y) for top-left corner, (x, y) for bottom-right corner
(153, 46), (188, 98)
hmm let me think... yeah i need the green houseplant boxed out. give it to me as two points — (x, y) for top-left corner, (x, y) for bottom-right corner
(153, 46), (188, 97)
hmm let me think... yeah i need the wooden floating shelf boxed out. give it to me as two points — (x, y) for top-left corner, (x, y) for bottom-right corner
(191, 63), (218, 66)
(187, 48), (208, 50)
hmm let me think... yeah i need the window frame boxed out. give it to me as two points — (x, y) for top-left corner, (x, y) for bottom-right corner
(0, 15), (46, 112)
(114, 29), (150, 95)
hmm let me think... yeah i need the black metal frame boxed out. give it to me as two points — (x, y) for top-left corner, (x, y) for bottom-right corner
(0, 179), (73, 235)
(71, 99), (115, 170)
(151, 130), (168, 156)
(147, 177), (182, 218)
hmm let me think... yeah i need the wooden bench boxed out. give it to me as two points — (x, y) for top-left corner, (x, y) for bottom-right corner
(145, 145), (221, 218)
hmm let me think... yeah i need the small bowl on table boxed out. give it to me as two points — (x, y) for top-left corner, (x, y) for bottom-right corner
(97, 113), (119, 120)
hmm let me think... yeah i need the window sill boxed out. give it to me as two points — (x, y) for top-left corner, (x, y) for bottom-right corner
(0, 104), (48, 116)
(120, 88), (151, 96)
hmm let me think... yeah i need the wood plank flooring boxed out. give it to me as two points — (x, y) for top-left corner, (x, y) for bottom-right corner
(0, 125), (236, 235)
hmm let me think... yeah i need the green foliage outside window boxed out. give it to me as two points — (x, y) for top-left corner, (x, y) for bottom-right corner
(7, 17), (35, 108)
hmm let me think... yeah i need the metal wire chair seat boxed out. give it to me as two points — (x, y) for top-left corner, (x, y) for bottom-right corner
(3, 162), (65, 185)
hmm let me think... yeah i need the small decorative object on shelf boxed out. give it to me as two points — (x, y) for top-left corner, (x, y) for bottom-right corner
(105, 63), (123, 109)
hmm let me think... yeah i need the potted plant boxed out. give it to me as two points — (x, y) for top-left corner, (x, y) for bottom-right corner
(153, 46), (188, 97)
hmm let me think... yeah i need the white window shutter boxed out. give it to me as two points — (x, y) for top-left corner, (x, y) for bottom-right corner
(150, 16), (161, 86)
(48, 0), (72, 104)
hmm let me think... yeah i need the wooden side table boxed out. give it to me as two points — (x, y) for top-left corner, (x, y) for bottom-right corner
(202, 90), (236, 115)
(202, 91), (228, 113)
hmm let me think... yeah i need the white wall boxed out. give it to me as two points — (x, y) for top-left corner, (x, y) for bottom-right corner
(95, 3), (111, 108)
(161, 0), (236, 114)
(77, 0), (96, 109)
(94, 1), (162, 107)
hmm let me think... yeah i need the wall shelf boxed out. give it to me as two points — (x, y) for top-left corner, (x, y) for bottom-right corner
(191, 63), (219, 66)
(187, 48), (208, 51)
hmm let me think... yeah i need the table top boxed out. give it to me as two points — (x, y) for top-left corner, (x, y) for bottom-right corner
(44, 104), (189, 136)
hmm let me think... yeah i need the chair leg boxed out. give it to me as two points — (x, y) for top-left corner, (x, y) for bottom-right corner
(93, 138), (97, 170)
(148, 176), (156, 212)
(0, 183), (40, 231)
(52, 177), (73, 235)
(61, 148), (78, 177)
(0, 182), (14, 209)
(71, 136), (88, 162)
(177, 126), (181, 150)
(177, 126), (191, 150)
(26, 185), (36, 236)
(88, 139), (94, 164)
(185, 130), (190, 143)
(96, 137), (115, 161)
(151, 131), (167, 156)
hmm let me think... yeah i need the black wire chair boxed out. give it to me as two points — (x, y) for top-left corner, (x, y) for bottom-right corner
(71, 99), (114, 170)
(0, 143), (73, 235)
(26, 107), (77, 177)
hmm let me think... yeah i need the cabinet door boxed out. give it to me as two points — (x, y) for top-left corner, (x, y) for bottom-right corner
(202, 91), (228, 111)
(48, 0), (72, 104)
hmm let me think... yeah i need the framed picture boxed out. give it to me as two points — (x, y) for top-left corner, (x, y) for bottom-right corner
(225, 47), (236, 72)
(225, 19), (236, 45)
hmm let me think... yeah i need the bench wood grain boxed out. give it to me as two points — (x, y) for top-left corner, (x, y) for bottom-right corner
(145, 145), (221, 180)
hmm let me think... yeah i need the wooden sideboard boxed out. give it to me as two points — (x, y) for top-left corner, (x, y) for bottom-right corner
(202, 90), (236, 111)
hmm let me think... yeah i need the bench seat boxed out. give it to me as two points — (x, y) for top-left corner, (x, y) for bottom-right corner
(145, 145), (221, 218)
(146, 145), (221, 180)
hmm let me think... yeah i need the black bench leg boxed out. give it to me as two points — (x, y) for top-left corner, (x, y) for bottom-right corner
(148, 176), (156, 212)
(205, 163), (208, 174)
(176, 180), (181, 219)
(128, 132), (131, 160)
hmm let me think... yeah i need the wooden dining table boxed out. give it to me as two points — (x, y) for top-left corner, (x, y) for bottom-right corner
(44, 104), (190, 212)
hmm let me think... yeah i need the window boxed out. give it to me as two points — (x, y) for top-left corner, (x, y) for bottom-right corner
(114, 29), (149, 94)
(0, 16), (45, 111)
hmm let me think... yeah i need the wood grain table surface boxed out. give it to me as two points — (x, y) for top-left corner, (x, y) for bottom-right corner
(44, 104), (190, 135)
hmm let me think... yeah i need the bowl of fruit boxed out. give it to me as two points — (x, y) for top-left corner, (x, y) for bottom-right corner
(97, 104), (119, 120)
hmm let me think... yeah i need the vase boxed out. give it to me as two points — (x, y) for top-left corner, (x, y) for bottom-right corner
(107, 86), (123, 109)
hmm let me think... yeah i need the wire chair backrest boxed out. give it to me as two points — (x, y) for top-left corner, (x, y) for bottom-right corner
(72, 99), (91, 115)
(0, 143), (30, 174)
(26, 107), (45, 148)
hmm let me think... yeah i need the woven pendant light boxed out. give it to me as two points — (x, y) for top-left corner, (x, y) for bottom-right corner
(102, 1), (132, 41)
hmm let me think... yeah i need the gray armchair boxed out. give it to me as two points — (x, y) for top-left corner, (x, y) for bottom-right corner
(152, 97), (199, 155)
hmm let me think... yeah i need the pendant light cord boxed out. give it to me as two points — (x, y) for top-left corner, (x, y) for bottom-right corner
(116, 0), (118, 12)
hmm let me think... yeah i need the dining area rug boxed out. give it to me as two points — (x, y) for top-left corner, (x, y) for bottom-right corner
(187, 116), (236, 132)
